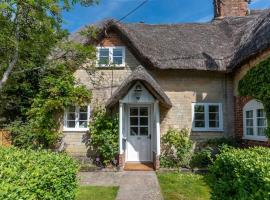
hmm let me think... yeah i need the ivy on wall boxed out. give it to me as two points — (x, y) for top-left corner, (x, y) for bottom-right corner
(238, 57), (270, 138)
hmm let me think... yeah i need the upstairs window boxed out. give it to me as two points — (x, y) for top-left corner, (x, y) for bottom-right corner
(192, 103), (223, 131)
(64, 105), (90, 131)
(243, 100), (267, 141)
(97, 46), (125, 67)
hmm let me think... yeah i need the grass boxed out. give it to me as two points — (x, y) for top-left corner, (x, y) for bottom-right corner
(157, 172), (211, 200)
(76, 186), (119, 200)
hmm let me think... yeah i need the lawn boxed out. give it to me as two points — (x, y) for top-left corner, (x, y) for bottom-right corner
(157, 172), (211, 200)
(76, 186), (119, 200)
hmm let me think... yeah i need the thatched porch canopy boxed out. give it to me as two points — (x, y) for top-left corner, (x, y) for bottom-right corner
(105, 66), (172, 109)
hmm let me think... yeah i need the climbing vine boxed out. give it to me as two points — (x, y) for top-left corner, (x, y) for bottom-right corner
(238, 57), (270, 138)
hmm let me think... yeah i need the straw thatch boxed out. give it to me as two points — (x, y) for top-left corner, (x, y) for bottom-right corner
(105, 65), (172, 108)
(71, 9), (270, 73)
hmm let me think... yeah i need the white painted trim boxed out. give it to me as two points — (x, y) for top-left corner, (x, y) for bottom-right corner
(192, 103), (223, 132)
(243, 99), (268, 141)
(96, 46), (125, 67)
(155, 100), (161, 156)
(119, 102), (124, 154)
(63, 105), (90, 132)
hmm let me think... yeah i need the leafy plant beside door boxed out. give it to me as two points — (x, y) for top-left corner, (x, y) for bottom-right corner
(89, 108), (119, 166)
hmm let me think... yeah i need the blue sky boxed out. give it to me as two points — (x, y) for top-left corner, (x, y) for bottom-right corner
(63, 0), (270, 32)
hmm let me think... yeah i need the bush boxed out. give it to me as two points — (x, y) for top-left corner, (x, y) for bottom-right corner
(160, 128), (193, 168)
(0, 146), (79, 200)
(208, 147), (270, 200)
(190, 147), (213, 169)
(89, 108), (119, 166)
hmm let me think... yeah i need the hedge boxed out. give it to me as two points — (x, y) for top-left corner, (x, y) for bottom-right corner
(0, 147), (79, 200)
(209, 147), (270, 200)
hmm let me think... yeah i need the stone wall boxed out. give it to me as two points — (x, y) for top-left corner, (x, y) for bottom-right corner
(214, 0), (248, 18)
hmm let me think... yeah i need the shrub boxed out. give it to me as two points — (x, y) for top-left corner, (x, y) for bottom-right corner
(89, 108), (119, 166)
(0, 146), (79, 200)
(190, 147), (213, 169)
(208, 147), (270, 200)
(160, 128), (193, 168)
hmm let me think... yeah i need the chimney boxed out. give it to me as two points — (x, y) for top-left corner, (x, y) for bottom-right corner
(214, 0), (249, 19)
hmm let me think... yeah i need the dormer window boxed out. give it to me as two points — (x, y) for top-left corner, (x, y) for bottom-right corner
(97, 46), (125, 67)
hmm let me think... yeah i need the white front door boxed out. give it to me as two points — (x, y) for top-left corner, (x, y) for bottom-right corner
(127, 106), (151, 162)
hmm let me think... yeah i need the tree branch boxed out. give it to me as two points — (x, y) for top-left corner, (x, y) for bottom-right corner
(0, 5), (20, 91)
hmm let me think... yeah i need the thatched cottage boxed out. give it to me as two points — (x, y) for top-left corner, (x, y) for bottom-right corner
(63, 0), (270, 169)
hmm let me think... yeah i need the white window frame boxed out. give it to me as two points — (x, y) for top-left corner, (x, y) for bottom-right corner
(96, 46), (125, 67)
(63, 105), (91, 132)
(192, 103), (223, 132)
(243, 100), (268, 141)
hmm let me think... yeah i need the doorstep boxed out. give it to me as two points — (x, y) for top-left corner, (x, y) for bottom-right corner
(124, 162), (154, 171)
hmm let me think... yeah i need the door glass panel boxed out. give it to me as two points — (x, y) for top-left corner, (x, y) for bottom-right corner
(130, 127), (138, 136)
(140, 127), (148, 136)
(140, 117), (148, 126)
(130, 117), (138, 126)
(130, 108), (138, 116)
(140, 107), (148, 116)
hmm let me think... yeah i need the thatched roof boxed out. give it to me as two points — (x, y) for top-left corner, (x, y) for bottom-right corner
(106, 66), (172, 108)
(71, 9), (270, 72)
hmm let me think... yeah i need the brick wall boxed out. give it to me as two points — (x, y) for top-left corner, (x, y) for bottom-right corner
(214, 0), (248, 18)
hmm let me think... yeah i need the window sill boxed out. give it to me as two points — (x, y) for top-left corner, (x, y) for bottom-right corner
(63, 128), (89, 132)
(242, 136), (268, 142)
(192, 128), (224, 132)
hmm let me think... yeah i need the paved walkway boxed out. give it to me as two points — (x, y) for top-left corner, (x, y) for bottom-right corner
(78, 171), (163, 200)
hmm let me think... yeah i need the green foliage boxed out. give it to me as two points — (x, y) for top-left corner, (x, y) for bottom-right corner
(76, 186), (119, 200)
(0, 0), (98, 147)
(190, 147), (214, 169)
(0, 146), (79, 200)
(238, 57), (270, 137)
(9, 64), (92, 149)
(160, 128), (194, 168)
(205, 137), (237, 148)
(208, 147), (270, 200)
(89, 108), (119, 166)
(158, 172), (211, 200)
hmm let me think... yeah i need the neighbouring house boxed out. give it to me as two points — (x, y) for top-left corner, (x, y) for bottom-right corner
(62, 0), (270, 169)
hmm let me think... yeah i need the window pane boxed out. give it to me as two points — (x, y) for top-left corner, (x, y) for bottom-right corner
(209, 120), (219, 128)
(257, 109), (265, 117)
(140, 127), (148, 136)
(99, 57), (109, 65)
(246, 110), (253, 118)
(130, 108), (138, 116)
(140, 117), (148, 126)
(113, 57), (122, 65)
(140, 107), (148, 116)
(195, 105), (204, 112)
(257, 118), (266, 127)
(67, 121), (75, 128)
(246, 128), (254, 135)
(113, 48), (123, 57)
(195, 121), (205, 128)
(246, 119), (253, 126)
(209, 113), (219, 121)
(67, 113), (75, 120)
(130, 127), (138, 136)
(209, 105), (219, 113)
(195, 113), (204, 120)
(130, 117), (138, 126)
(99, 49), (109, 57)
(79, 121), (88, 128)
(258, 127), (266, 136)
(79, 113), (87, 121)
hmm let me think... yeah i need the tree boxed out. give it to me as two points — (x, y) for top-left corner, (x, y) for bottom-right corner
(0, 0), (97, 124)
(0, 0), (99, 148)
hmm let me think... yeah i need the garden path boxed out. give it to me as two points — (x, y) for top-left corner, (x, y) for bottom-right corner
(78, 171), (163, 200)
